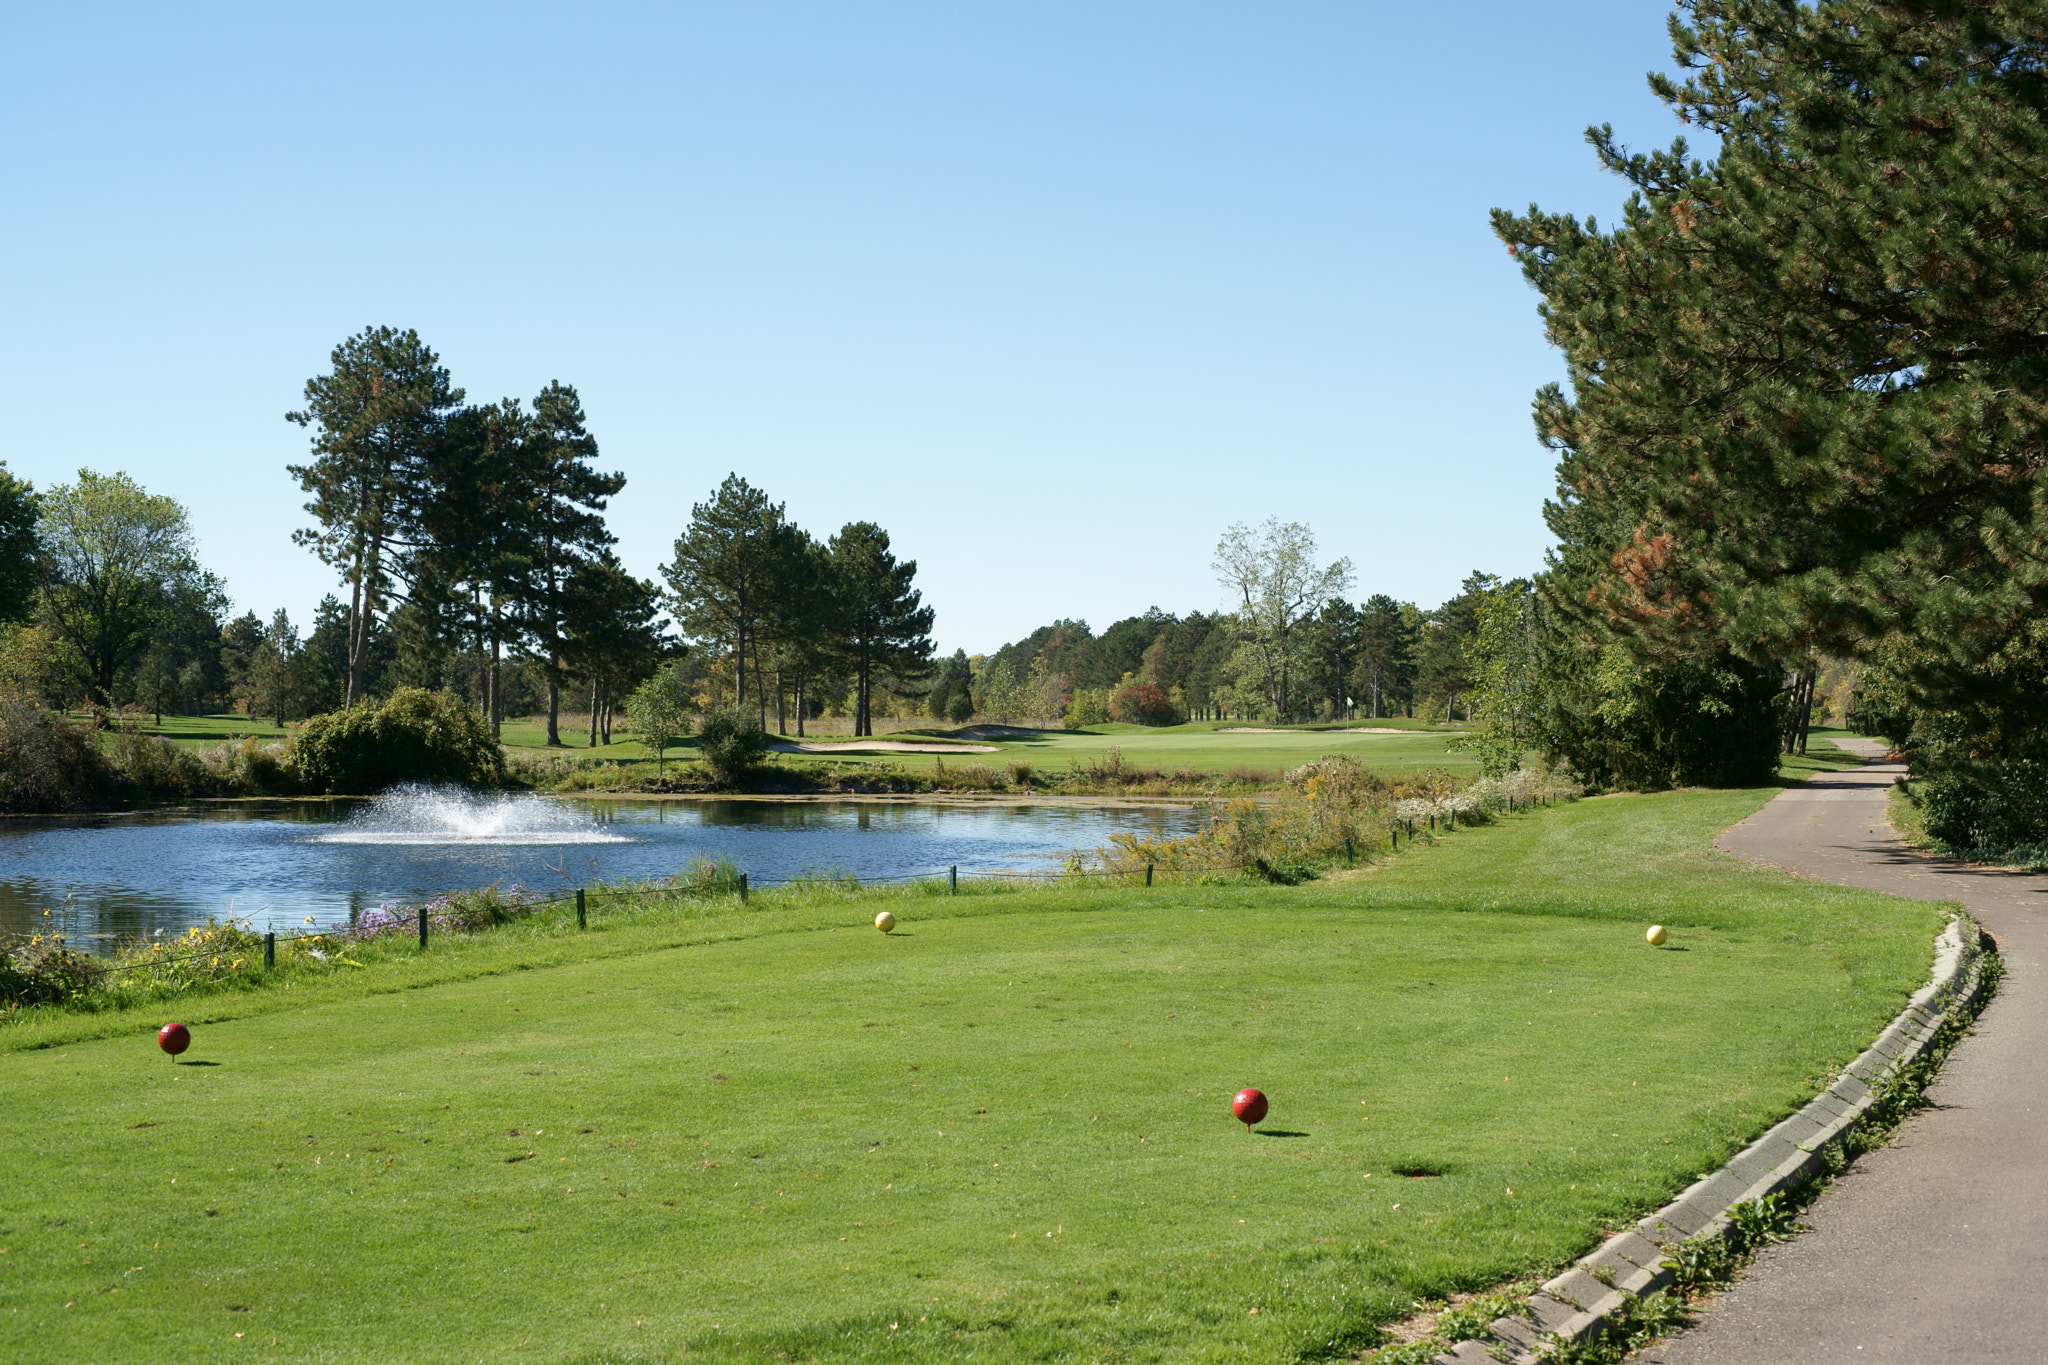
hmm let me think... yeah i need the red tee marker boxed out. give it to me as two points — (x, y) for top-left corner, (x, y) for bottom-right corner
(157, 1022), (191, 1061)
(1232, 1087), (1268, 1131)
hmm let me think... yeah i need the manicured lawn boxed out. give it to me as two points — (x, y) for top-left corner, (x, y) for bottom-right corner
(742, 720), (1483, 779)
(110, 713), (291, 747)
(0, 786), (1943, 1363)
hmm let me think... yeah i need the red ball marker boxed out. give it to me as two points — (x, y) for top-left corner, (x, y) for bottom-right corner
(1232, 1087), (1268, 1131)
(157, 1022), (191, 1061)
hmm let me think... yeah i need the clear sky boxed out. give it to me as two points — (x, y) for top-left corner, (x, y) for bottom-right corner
(2, 2), (1689, 656)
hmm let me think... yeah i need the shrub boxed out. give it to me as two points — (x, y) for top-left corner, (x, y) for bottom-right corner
(289, 688), (505, 795)
(1006, 759), (1036, 789)
(109, 723), (216, 800)
(0, 698), (115, 812)
(696, 705), (766, 784)
(1110, 680), (1179, 726)
(2, 934), (106, 1009)
(945, 690), (975, 724)
(195, 736), (293, 793)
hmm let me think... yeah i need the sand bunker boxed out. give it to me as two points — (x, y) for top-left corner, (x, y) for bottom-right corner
(767, 739), (1000, 754)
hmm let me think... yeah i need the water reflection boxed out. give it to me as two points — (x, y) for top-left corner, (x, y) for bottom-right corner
(0, 794), (1200, 950)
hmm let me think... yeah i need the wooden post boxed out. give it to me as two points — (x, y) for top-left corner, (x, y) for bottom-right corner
(950, 865), (958, 894)
(417, 905), (428, 948)
(1145, 863), (1153, 887)
(739, 873), (749, 904)
(1391, 827), (1399, 851)
(577, 888), (586, 930)
(264, 932), (275, 970)
(1344, 837), (1353, 866)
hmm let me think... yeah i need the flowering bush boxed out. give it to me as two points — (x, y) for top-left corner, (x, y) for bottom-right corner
(353, 883), (549, 939)
(116, 918), (265, 988)
(1, 934), (105, 1008)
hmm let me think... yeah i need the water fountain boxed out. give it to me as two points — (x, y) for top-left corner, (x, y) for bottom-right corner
(311, 784), (632, 846)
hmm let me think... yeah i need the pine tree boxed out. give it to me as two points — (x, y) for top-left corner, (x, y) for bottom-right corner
(663, 476), (805, 714)
(287, 328), (463, 707)
(1493, 0), (2048, 739)
(522, 382), (624, 746)
(825, 522), (934, 736)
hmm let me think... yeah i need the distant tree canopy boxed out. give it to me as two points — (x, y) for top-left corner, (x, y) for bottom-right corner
(980, 521), (1459, 727)
(660, 477), (936, 738)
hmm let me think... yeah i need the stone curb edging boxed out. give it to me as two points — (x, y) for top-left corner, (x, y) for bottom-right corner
(1427, 915), (1989, 1365)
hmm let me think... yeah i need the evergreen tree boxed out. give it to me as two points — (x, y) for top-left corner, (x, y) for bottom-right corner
(663, 476), (803, 713)
(1493, 0), (2048, 738)
(1354, 594), (1417, 720)
(0, 462), (38, 625)
(562, 552), (668, 746)
(521, 382), (624, 746)
(825, 522), (934, 736)
(287, 327), (463, 707)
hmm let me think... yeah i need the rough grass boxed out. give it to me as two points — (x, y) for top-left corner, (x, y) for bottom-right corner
(0, 784), (1947, 1364)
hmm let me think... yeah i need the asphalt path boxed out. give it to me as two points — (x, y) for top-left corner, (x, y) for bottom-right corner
(1640, 740), (2048, 1363)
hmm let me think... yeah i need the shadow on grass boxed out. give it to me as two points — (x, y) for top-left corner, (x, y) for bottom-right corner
(1256, 1129), (1310, 1138)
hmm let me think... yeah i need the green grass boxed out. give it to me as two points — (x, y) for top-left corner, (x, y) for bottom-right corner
(750, 720), (1481, 778)
(0, 786), (1944, 1363)
(107, 713), (291, 747)
(1776, 729), (1868, 784)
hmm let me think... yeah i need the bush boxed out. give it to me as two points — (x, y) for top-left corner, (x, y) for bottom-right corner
(945, 690), (975, 724)
(109, 723), (216, 800)
(1913, 717), (2048, 865)
(696, 705), (766, 784)
(196, 736), (293, 793)
(2, 935), (106, 1009)
(0, 698), (116, 812)
(1110, 681), (1179, 727)
(289, 688), (505, 795)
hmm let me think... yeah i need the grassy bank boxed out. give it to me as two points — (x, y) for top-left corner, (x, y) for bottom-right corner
(0, 785), (1944, 1363)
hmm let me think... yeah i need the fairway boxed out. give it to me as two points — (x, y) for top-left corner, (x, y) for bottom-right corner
(0, 787), (1943, 1363)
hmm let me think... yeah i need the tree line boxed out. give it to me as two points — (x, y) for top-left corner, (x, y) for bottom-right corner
(0, 326), (946, 744)
(966, 522), (1500, 728)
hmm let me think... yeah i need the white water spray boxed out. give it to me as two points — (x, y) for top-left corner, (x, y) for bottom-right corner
(312, 784), (631, 846)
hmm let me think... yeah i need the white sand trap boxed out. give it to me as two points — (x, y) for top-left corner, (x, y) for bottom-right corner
(767, 739), (1000, 754)
(1219, 726), (1431, 735)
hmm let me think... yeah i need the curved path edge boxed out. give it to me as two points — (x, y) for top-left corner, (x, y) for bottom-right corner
(1426, 848), (1990, 1362)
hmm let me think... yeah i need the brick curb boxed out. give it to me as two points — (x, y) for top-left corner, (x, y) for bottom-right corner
(1427, 915), (1989, 1365)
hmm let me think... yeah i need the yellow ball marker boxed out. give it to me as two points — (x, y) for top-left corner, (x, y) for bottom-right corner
(875, 911), (897, 934)
(1646, 925), (1668, 947)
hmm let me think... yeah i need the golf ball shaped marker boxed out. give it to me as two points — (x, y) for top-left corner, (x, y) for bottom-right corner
(1232, 1088), (1268, 1129)
(1646, 925), (1668, 946)
(875, 911), (896, 933)
(157, 1022), (191, 1058)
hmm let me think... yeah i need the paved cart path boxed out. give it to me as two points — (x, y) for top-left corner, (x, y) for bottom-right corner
(1640, 742), (2048, 1363)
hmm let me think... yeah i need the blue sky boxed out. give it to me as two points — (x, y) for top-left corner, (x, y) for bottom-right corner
(2, 3), (1688, 655)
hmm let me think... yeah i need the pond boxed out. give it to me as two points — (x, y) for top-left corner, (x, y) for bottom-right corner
(0, 786), (1206, 951)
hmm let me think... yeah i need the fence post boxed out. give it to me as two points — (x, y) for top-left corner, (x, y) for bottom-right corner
(1145, 863), (1154, 887)
(950, 865), (958, 894)
(577, 888), (587, 930)
(1344, 837), (1353, 866)
(739, 873), (749, 904)
(418, 905), (428, 949)
(264, 932), (275, 970)
(1391, 827), (1399, 851)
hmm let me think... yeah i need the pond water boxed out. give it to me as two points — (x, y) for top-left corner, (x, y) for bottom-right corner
(0, 786), (1205, 951)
